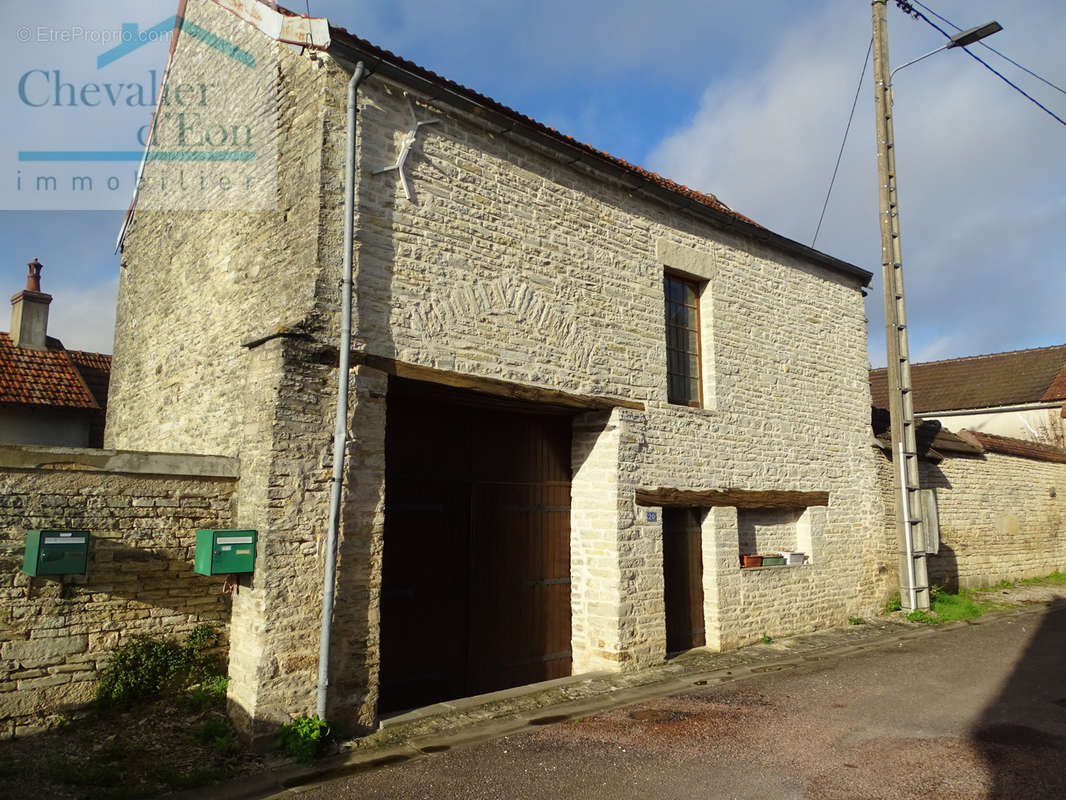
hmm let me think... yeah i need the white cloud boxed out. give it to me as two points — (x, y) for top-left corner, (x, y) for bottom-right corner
(648, 0), (1066, 366)
(46, 276), (119, 354)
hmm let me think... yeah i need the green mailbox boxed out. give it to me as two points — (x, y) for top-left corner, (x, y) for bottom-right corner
(23, 530), (91, 576)
(195, 530), (257, 576)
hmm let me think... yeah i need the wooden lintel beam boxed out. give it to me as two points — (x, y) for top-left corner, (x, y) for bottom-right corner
(635, 487), (829, 509)
(353, 352), (645, 412)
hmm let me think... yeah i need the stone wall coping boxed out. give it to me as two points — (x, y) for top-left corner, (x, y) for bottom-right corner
(0, 445), (239, 479)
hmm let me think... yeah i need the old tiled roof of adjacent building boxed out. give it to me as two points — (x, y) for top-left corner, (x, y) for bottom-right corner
(0, 333), (106, 410)
(869, 343), (1066, 413)
(872, 407), (1066, 464)
(871, 406), (984, 462)
(958, 430), (1066, 464)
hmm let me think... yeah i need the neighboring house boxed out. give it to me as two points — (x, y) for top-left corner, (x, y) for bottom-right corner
(870, 344), (1066, 446)
(1, 260), (111, 447)
(107, 0), (886, 737)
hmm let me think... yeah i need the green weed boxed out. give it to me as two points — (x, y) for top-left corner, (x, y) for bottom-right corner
(96, 625), (223, 709)
(180, 675), (230, 712)
(884, 592), (902, 613)
(848, 617), (866, 625)
(760, 634), (773, 644)
(275, 715), (330, 762)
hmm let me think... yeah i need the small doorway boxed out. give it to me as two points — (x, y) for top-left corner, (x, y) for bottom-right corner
(662, 507), (706, 653)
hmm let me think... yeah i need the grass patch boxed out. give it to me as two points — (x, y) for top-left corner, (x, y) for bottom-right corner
(884, 592), (902, 613)
(931, 591), (984, 622)
(848, 616), (866, 625)
(903, 585), (986, 625)
(1017, 570), (1066, 586)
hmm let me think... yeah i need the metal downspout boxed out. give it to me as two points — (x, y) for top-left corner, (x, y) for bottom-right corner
(317, 60), (366, 720)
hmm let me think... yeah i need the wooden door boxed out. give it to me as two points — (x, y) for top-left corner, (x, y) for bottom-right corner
(380, 380), (573, 713)
(663, 507), (706, 653)
(378, 401), (471, 712)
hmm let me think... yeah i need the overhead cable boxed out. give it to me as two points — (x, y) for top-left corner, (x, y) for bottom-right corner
(895, 0), (1066, 128)
(812, 36), (873, 249)
(911, 0), (1066, 97)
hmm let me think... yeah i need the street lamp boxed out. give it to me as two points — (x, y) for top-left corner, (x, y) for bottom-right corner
(890, 20), (1003, 77)
(870, 0), (1000, 612)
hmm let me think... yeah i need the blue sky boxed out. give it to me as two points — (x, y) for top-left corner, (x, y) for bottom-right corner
(2, 0), (1063, 365)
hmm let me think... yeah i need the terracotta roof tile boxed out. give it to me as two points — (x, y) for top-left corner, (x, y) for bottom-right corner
(1042, 362), (1066, 403)
(0, 333), (99, 410)
(66, 349), (112, 447)
(959, 430), (1066, 464)
(870, 344), (1066, 413)
(66, 349), (111, 408)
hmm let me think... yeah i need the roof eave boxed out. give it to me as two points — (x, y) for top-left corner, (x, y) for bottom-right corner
(326, 34), (872, 288)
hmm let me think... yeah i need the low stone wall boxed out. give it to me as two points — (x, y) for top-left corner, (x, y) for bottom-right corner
(0, 446), (239, 737)
(878, 447), (1066, 593)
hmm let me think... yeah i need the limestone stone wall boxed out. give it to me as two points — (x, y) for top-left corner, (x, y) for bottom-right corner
(343, 71), (882, 650)
(0, 446), (238, 737)
(105, 0), (337, 456)
(877, 450), (1066, 592)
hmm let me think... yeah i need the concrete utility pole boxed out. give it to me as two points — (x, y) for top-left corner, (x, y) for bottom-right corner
(871, 0), (929, 611)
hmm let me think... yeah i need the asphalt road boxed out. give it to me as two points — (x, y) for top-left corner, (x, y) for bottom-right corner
(293, 606), (1066, 799)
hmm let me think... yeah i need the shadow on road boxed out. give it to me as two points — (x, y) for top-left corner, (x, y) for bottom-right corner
(971, 600), (1066, 799)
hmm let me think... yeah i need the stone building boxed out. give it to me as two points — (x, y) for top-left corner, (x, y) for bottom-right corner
(106, 0), (886, 736)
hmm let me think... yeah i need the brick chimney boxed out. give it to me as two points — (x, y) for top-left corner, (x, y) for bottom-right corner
(10, 258), (52, 351)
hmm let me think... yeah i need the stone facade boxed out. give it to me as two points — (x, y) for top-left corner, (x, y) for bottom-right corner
(108, 0), (886, 737)
(0, 446), (238, 737)
(877, 449), (1066, 592)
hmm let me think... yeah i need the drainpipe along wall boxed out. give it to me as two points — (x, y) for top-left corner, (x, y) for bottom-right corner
(317, 60), (366, 720)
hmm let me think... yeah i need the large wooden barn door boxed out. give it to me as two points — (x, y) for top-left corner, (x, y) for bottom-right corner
(662, 507), (706, 653)
(380, 379), (573, 714)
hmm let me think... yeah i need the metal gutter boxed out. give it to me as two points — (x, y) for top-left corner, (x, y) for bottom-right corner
(325, 35), (872, 288)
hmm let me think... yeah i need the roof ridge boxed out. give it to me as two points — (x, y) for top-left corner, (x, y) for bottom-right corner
(66, 348), (113, 360)
(876, 342), (1066, 370)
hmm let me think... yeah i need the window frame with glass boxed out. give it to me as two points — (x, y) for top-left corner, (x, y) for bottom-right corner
(663, 271), (703, 408)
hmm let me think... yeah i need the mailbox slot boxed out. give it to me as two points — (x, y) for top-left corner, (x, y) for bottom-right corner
(23, 530), (90, 576)
(195, 529), (257, 575)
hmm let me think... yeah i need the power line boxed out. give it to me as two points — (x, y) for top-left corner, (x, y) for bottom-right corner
(894, 1), (1066, 129)
(911, 0), (1066, 97)
(812, 36), (873, 249)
